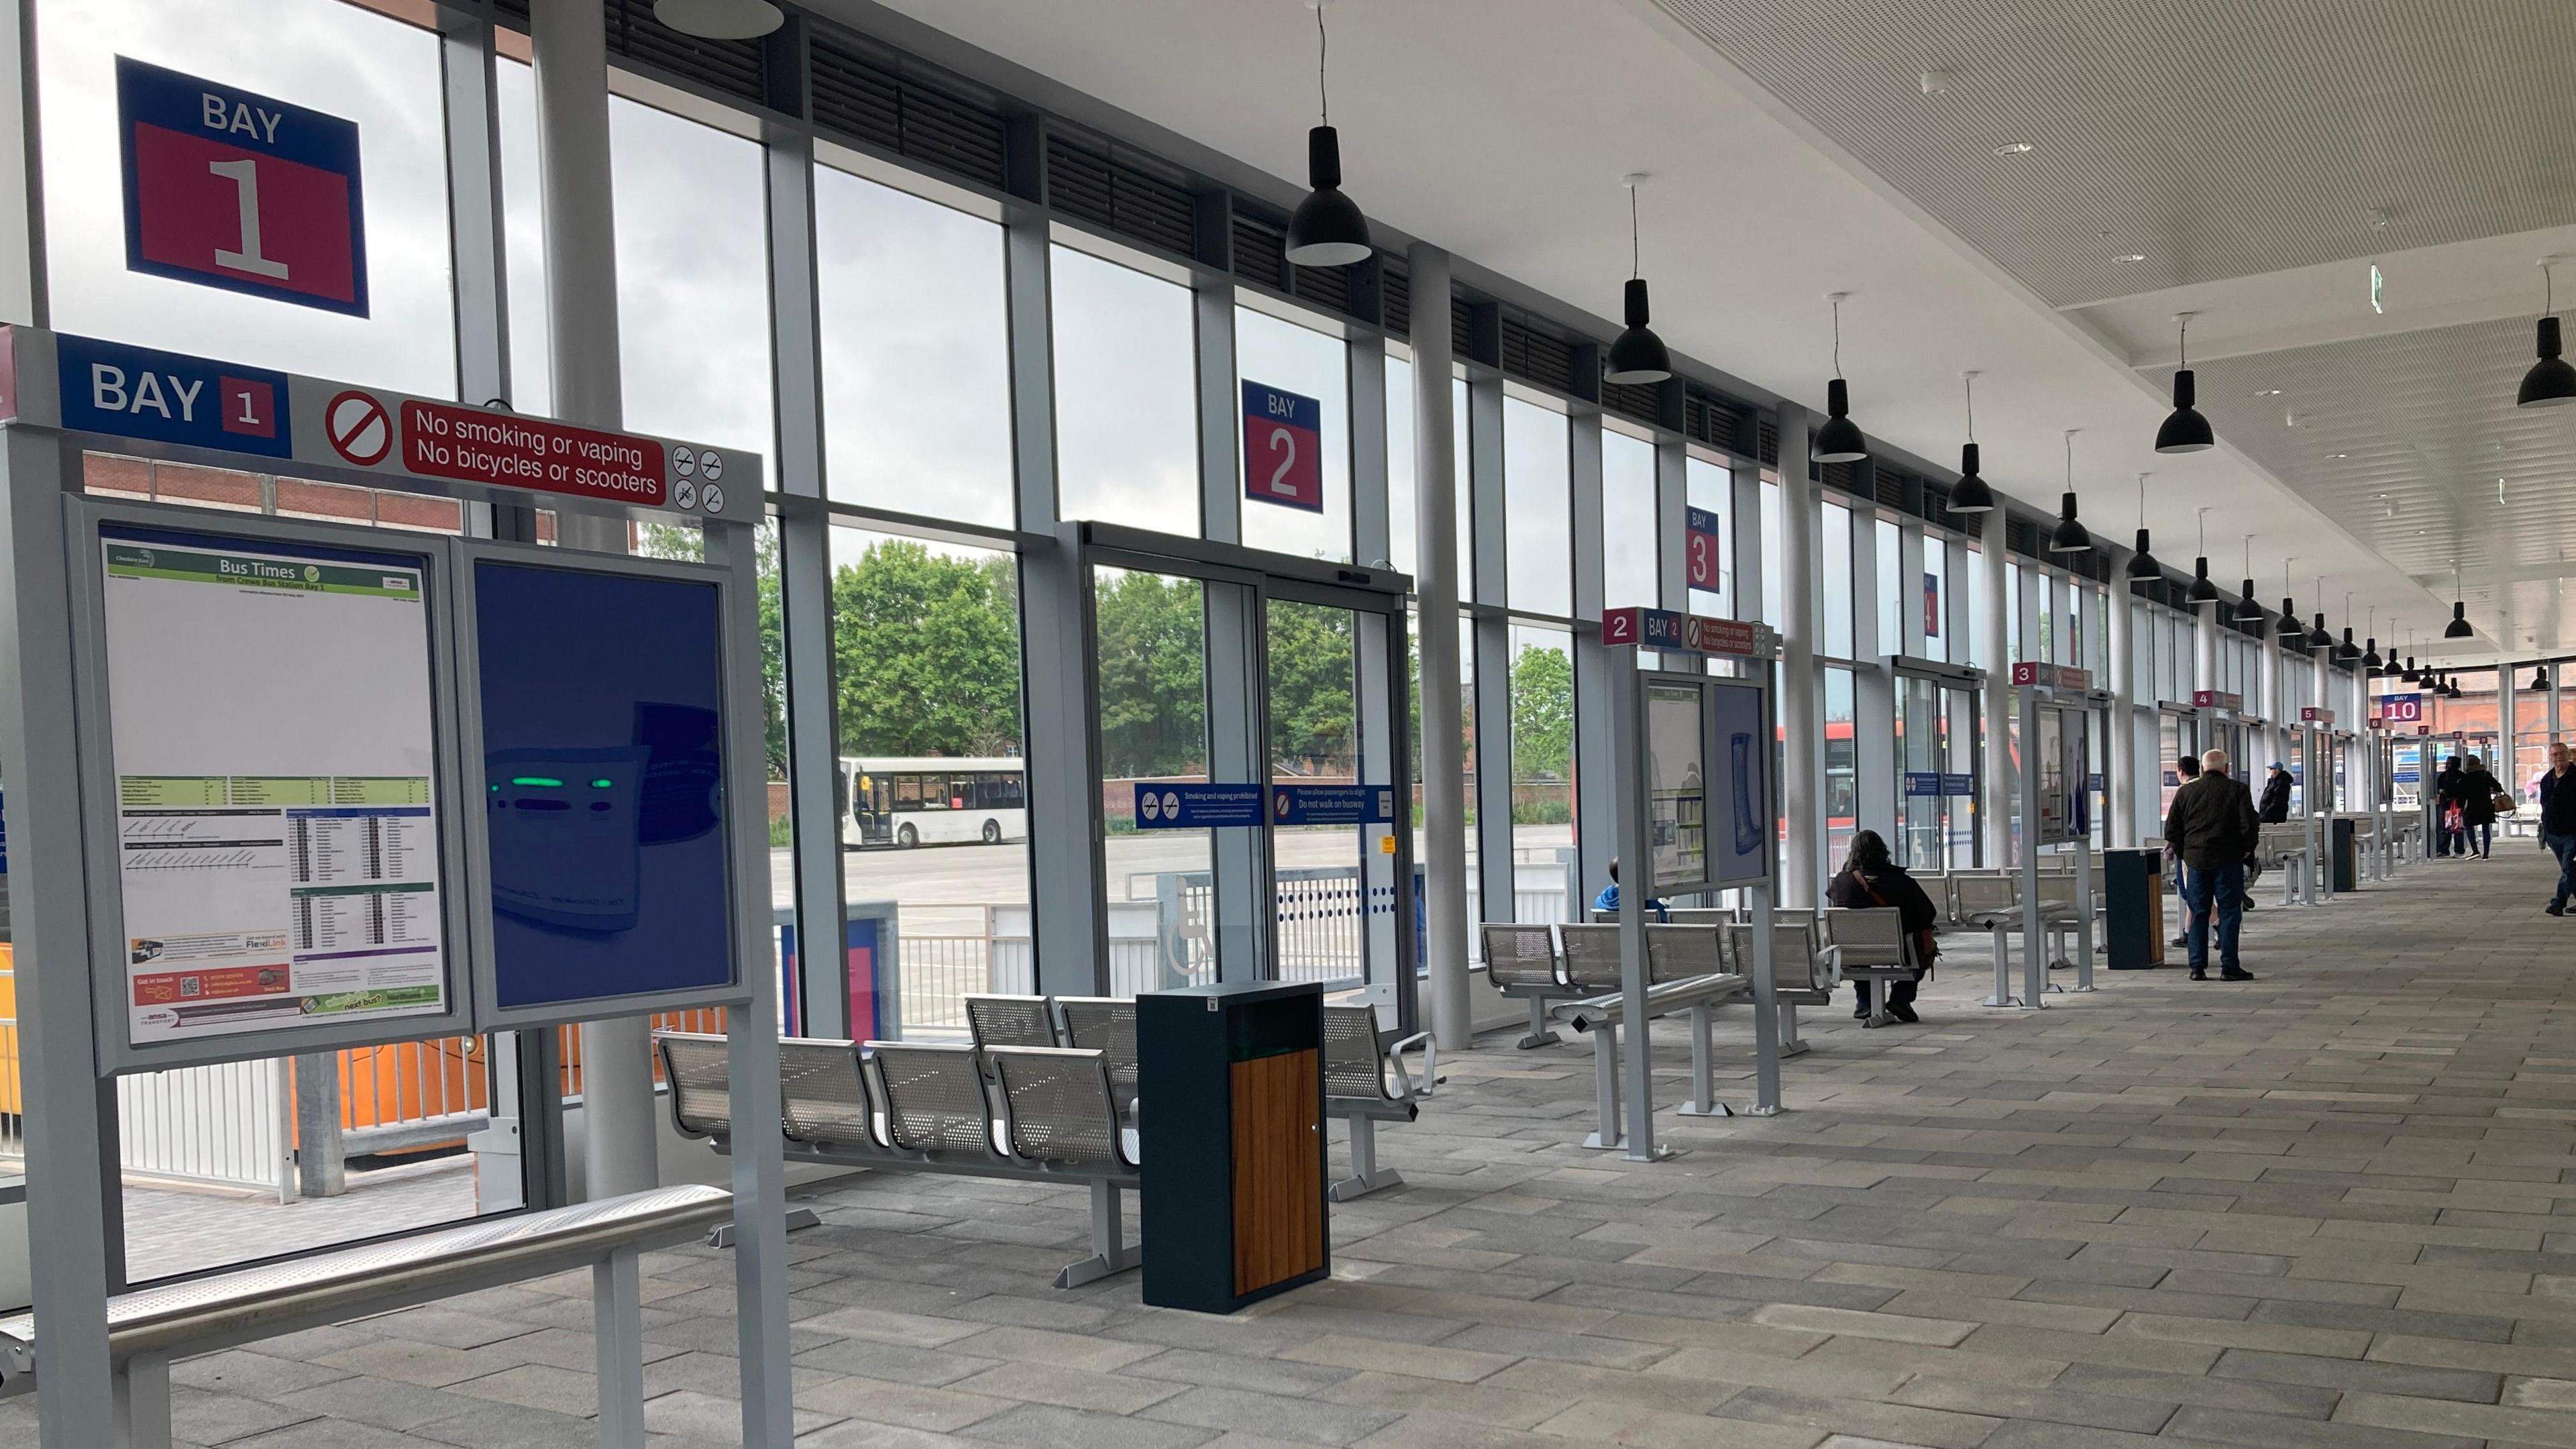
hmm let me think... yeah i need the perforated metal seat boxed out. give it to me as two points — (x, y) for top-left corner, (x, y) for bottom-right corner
(657, 1030), (734, 1142)
(865, 1040), (1003, 1157)
(1320, 1003), (1436, 1200)
(1821, 907), (1921, 1028)
(1556, 922), (1625, 994)
(778, 1039), (876, 1148)
(1724, 918), (1831, 1006)
(987, 1045), (1136, 1172)
(1054, 997), (1138, 1121)
(1953, 872), (2021, 925)
(1481, 922), (1568, 1049)
(965, 994), (1061, 1051)
(1644, 922), (1731, 985)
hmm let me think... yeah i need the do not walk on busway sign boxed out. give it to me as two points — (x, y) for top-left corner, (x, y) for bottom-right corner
(0, 323), (795, 1446)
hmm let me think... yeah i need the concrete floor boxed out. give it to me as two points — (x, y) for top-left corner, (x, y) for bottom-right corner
(13, 842), (2576, 1447)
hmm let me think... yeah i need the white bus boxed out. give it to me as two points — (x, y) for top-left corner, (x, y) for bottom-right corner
(839, 757), (1026, 848)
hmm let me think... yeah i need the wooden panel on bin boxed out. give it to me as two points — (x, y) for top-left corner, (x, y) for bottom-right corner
(1229, 1048), (1322, 1295)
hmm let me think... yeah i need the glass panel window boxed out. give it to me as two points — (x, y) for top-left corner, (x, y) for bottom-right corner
(1235, 307), (1352, 562)
(42, 0), (457, 396)
(1385, 353), (1415, 576)
(1924, 539), (1949, 662)
(1502, 398), (1571, 616)
(1825, 666), (1857, 866)
(1602, 427), (1658, 612)
(1821, 500), (1854, 658)
(828, 527), (1027, 1034)
(1875, 519), (1902, 655)
(1686, 458), (1733, 618)
(1966, 547), (1986, 670)
(816, 166), (1013, 526)
(2006, 566), (2023, 662)
(1053, 247), (1198, 533)
(1096, 568), (1212, 980)
(1509, 627), (1574, 858)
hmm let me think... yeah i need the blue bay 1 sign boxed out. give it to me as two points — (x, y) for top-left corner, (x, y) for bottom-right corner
(1242, 381), (1324, 513)
(117, 57), (368, 316)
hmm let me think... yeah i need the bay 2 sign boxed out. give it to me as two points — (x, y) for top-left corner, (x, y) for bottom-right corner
(1242, 381), (1324, 513)
(117, 58), (368, 316)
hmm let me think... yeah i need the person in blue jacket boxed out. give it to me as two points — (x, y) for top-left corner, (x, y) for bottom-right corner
(1592, 857), (1668, 920)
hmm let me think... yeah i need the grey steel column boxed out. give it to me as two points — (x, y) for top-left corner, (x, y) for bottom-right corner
(1193, 278), (1266, 981)
(532, 0), (655, 1199)
(1775, 407), (1820, 906)
(1570, 412), (1615, 904)
(1, 432), (116, 1447)
(1008, 221), (1110, 996)
(2260, 633), (2283, 790)
(441, 11), (509, 407)
(1656, 439), (1687, 614)
(1979, 508), (2011, 867)
(1851, 504), (1895, 851)
(1409, 244), (1470, 1051)
(2107, 559), (2137, 845)
(765, 130), (850, 1036)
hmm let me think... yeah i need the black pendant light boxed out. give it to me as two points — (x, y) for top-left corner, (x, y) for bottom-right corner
(2532, 663), (2552, 693)
(2309, 576), (2333, 648)
(2400, 637), (2420, 682)
(2338, 594), (2361, 661)
(2361, 607), (2380, 671)
(1949, 372), (1995, 513)
(2048, 432), (2090, 553)
(1813, 293), (1868, 463)
(2444, 562), (2474, 639)
(2187, 506), (2217, 604)
(1603, 176), (1672, 384)
(1283, 4), (1372, 267)
(2235, 534), (2264, 623)
(2125, 472), (2158, 580)
(2276, 557), (2303, 640)
(2156, 311), (2216, 453)
(2449, 675), (2465, 700)
(2518, 258), (2576, 409)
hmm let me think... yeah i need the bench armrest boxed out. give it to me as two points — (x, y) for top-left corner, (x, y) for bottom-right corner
(1387, 1030), (1439, 1099)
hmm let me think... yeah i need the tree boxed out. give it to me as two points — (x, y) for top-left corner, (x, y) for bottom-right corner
(1093, 570), (1205, 778)
(830, 539), (1022, 757)
(1267, 602), (1355, 772)
(1511, 643), (1573, 782)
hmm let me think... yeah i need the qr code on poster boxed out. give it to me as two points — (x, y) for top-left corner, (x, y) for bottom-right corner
(179, 976), (202, 998)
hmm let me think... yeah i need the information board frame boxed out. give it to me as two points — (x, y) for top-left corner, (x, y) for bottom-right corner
(451, 537), (756, 1032)
(63, 496), (478, 1075)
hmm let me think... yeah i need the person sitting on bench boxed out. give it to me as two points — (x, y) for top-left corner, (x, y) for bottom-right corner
(1593, 856), (1668, 921)
(1825, 829), (1937, 1024)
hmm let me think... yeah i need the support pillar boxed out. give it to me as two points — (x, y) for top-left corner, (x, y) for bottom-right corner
(1410, 244), (1471, 1054)
(532, 0), (654, 1201)
(2107, 568), (2137, 845)
(1979, 508), (2012, 868)
(1775, 406), (1820, 906)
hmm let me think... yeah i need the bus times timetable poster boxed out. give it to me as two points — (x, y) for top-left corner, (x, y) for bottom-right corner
(98, 525), (448, 1046)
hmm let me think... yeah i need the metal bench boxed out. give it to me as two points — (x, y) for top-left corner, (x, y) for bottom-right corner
(659, 1031), (1141, 1290)
(965, 992), (1063, 1049)
(1725, 914), (1829, 1056)
(0, 1185), (731, 1447)
(1553, 922), (1752, 1142)
(1954, 872), (2026, 1005)
(1820, 906), (1922, 1028)
(1055, 996), (1140, 1123)
(2256, 824), (2314, 905)
(1481, 922), (1566, 1049)
(1320, 1004), (1436, 1201)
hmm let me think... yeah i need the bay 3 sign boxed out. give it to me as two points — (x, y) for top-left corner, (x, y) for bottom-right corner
(117, 57), (368, 316)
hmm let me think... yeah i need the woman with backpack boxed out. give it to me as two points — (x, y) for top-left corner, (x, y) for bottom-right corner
(2457, 754), (2506, 861)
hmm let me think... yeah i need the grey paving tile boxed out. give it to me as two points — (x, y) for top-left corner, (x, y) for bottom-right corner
(955, 1403), (1220, 1449)
(1139, 1385), (1403, 1446)
(2210, 1347), (2502, 1403)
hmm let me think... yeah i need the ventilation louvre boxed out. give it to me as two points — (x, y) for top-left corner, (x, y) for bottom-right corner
(1231, 213), (1287, 290)
(808, 24), (1008, 190)
(1045, 138), (1195, 258)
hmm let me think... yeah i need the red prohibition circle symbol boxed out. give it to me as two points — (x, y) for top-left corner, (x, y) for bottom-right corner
(325, 390), (393, 467)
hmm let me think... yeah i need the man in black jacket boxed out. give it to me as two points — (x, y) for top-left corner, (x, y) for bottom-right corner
(2163, 748), (2261, 981)
(2258, 763), (2293, 824)
(2540, 743), (2576, 915)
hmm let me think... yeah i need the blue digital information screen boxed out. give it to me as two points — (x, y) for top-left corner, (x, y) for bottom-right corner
(475, 560), (734, 1010)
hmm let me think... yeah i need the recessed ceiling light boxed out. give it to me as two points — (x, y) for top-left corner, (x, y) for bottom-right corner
(1993, 142), (2033, 156)
(2114, 253), (2147, 264)
(2254, 388), (2282, 397)
(2329, 452), (2349, 459)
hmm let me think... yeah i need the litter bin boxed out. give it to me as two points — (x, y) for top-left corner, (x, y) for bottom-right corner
(2330, 817), (2357, 893)
(2100, 848), (2163, 970)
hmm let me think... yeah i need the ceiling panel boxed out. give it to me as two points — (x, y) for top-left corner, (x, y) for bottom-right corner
(1650, 0), (2576, 307)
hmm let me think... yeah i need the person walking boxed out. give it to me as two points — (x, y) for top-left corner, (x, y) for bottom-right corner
(2434, 756), (2466, 857)
(2457, 754), (2505, 860)
(2165, 754), (2201, 949)
(2258, 762), (2293, 824)
(2539, 743), (2576, 916)
(2163, 747), (2260, 981)
(1825, 829), (1937, 1024)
